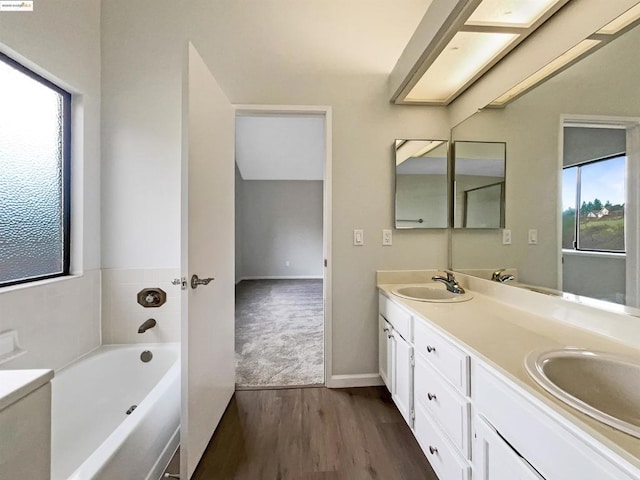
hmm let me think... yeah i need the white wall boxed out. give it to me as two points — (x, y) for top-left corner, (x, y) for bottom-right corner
(563, 253), (625, 304)
(100, 1), (186, 343)
(237, 180), (323, 279)
(396, 174), (448, 228)
(100, 0), (449, 380)
(0, 0), (102, 370)
(451, 24), (640, 289)
(101, 268), (181, 344)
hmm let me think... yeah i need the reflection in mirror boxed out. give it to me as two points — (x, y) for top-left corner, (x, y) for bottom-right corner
(450, 20), (640, 312)
(395, 140), (448, 229)
(453, 141), (506, 228)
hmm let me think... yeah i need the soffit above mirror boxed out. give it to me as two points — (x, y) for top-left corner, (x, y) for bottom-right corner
(390, 0), (640, 115)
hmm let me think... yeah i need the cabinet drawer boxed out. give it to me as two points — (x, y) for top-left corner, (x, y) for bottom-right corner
(379, 294), (412, 341)
(414, 401), (470, 480)
(474, 363), (637, 480)
(414, 319), (469, 395)
(415, 353), (470, 458)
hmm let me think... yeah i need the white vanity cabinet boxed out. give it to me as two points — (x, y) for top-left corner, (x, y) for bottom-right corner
(378, 315), (392, 388)
(378, 295), (414, 428)
(393, 331), (414, 427)
(473, 414), (544, 480)
(379, 293), (471, 479)
(378, 289), (640, 480)
(473, 362), (638, 480)
(412, 314), (471, 480)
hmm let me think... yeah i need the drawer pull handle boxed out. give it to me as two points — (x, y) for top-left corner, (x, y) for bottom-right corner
(387, 333), (393, 339)
(383, 328), (389, 333)
(429, 446), (438, 455)
(426, 345), (436, 353)
(427, 393), (437, 401)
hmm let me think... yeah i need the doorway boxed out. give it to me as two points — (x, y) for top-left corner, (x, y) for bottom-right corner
(233, 106), (332, 388)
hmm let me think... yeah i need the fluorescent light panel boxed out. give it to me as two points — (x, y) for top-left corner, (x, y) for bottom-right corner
(466, 0), (561, 28)
(490, 39), (601, 106)
(406, 31), (518, 103)
(597, 3), (640, 35)
(396, 140), (444, 166)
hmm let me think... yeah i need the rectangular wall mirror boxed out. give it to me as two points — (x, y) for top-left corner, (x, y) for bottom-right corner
(453, 141), (506, 228)
(395, 139), (448, 229)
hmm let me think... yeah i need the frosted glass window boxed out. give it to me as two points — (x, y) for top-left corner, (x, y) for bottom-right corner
(0, 53), (71, 287)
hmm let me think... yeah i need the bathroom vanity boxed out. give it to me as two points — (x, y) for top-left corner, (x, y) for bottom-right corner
(377, 270), (640, 480)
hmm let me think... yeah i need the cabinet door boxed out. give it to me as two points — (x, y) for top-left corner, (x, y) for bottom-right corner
(393, 333), (414, 428)
(379, 316), (391, 389)
(474, 416), (544, 480)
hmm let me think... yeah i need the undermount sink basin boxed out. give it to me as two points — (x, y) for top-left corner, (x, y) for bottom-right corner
(391, 285), (473, 303)
(525, 348), (640, 438)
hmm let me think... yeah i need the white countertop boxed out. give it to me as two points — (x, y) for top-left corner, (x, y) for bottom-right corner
(377, 273), (640, 471)
(0, 369), (54, 412)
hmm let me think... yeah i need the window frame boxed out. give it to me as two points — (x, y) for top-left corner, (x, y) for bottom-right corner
(0, 52), (72, 288)
(562, 153), (626, 254)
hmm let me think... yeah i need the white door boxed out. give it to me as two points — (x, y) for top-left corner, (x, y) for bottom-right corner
(180, 43), (236, 479)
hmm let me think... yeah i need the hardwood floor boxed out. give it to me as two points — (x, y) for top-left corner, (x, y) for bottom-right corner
(192, 387), (437, 480)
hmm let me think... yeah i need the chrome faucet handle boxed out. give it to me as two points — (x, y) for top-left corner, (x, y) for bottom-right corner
(492, 269), (515, 283)
(492, 269), (505, 281)
(433, 271), (456, 282)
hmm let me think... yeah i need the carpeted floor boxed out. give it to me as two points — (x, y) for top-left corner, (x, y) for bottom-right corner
(235, 279), (324, 388)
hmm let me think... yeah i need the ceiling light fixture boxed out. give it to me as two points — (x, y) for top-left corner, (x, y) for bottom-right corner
(487, 3), (640, 108)
(596, 3), (640, 34)
(489, 39), (601, 107)
(395, 140), (445, 166)
(395, 0), (569, 105)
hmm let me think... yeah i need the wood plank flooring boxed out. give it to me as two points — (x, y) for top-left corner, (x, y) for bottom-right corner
(192, 386), (437, 480)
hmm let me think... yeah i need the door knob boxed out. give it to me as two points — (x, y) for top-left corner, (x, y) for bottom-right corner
(191, 274), (214, 289)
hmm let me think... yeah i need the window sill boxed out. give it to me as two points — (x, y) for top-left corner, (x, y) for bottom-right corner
(562, 249), (626, 259)
(0, 273), (85, 295)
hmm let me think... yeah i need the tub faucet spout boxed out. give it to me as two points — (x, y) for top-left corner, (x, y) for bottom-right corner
(138, 318), (157, 334)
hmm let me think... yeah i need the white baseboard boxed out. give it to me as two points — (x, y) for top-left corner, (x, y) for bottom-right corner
(236, 275), (323, 283)
(328, 373), (384, 388)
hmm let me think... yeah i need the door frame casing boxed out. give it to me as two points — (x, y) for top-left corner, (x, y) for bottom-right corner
(234, 104), (333, 387)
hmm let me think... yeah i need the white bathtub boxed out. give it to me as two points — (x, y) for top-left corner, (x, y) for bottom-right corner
(51, 343), (180, 480)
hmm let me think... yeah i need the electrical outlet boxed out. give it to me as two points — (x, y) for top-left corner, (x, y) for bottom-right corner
(382, 229), (392, 246)
(502, 229), (512, 245)
(528, 229), (538, 245)
(353, 229), (364, 246)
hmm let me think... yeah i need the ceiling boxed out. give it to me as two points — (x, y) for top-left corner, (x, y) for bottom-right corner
(221, 0), (433, 181)
(235, 115), (325, 181)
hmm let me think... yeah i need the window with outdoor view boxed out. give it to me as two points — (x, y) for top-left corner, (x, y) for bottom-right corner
(0, 52), (71, 287)
(562, 155), (625, 253)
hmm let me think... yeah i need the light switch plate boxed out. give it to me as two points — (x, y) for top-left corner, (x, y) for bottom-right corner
(353, 229), (364, 246)
(502, 229), (512, 245)
(528, 229), (538, 245)
(382, 229), (392, 246)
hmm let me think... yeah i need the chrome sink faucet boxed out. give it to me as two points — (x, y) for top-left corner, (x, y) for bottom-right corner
(432, 271), (465, 294)
(138, 318), (157, 334)
(492, 269), (515, 283)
